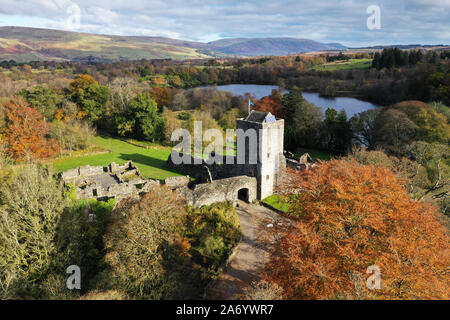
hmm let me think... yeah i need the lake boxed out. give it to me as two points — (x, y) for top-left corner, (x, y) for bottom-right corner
(198, 84), (381, 117)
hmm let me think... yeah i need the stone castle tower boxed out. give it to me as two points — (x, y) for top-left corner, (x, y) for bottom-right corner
(236, 110), (286, 199)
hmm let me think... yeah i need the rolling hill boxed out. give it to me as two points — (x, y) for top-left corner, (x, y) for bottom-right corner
(0, 26), (347, 62)
(207, 38), (347, 56)
(0, 26), (210, 62)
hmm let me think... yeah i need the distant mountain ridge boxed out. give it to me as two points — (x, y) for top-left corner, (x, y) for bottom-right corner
(0, 26), (347, 62)
(207, 37), (347, 56)
(353, 44), (448, 49)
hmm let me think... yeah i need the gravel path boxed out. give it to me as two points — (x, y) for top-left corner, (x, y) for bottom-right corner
(206, 201), (291, 300)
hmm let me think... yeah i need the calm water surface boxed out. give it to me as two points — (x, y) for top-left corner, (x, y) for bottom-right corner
(199, 84), (381, 117)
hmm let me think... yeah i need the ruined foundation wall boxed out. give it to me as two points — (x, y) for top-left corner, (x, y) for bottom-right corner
(61, 161), (160, 202)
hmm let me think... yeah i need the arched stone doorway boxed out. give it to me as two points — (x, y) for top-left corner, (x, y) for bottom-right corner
(237, 188), (249, 202)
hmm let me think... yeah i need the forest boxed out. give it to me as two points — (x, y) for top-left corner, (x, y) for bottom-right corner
(0, 47), (449, 300)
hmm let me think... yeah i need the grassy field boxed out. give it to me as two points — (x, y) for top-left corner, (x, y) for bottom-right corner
(311, 58), (372, 71)
(262, 195), (289, 213)
(50, 135), (332, 181)
(51, 136), (183, 180)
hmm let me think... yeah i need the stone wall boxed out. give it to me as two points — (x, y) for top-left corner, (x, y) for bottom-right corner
(166, 152), (258, 183)
(164, 175), (190, 189)
(61, 160), (259, 208)
(166, 116), (286, 201)
(61, 165), (105, 184)
(61, 161), (160, 202)
(176, 176), (257, 207)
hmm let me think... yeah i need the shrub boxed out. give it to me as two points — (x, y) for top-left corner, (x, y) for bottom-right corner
(102, 187), (187, 299)
(348, 147), (449, 216)
(243, 280), (284, 300)
(0, 165), (66, 299)
(54, 198), (116, 293)
(183, 202), (241, 297)
(429, 101), (450, 122)
(78, 289), (126, 300)
(51, 120), (95, 152)
(186, 202), (241, 261)
(162, 109), (182, 145)
(391, 101), (449, 145)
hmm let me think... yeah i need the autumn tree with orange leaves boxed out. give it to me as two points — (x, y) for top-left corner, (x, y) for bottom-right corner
(0, 102), (60, 161)
(252, 90), (283, 118)
(266, 160), (449, 300)
(151, 87), (176, 111)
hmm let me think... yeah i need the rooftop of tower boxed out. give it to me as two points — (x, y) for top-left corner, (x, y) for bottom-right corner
(244, 110), (276, 123)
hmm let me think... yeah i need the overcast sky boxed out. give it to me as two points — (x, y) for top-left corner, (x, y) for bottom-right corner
(0, 0), (448, 47)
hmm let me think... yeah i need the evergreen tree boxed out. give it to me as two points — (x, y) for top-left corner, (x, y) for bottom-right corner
(372, 52), (381, 69)
(321, 108), (352, 154)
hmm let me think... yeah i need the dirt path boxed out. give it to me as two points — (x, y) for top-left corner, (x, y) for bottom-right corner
(206, 201), (291, 300)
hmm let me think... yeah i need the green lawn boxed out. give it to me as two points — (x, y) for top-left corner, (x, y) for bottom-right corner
(311, 58), (372, 71)
(262, 195), (290, 213)
(51, 136), (183, 180)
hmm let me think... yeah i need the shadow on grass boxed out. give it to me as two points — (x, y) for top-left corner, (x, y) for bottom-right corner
(119, 153), (168, 169)
(118, 153), (185, 181)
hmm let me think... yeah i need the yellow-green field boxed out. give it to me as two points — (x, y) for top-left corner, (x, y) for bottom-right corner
(311, 58), (372, 71)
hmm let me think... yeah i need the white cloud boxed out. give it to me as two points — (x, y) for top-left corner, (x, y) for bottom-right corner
(408, 0), (450, 9)
(87, 7), (118, 24)
(0, 0), (448, 46)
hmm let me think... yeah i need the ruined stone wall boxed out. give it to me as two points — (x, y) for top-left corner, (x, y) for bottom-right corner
(61, 165), (105, 184)
(61, 161), (160, 202)
(164, 175), (190, 189)
(176, 176), (257, 208)
(166, 152), (257, 183)
(166, 144), (285, 201)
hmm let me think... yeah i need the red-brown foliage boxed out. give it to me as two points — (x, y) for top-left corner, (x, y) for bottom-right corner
(151, 86), (176, 109)
(253, 90), (283, 118)
(0, 102), (60, 160)
(266, 160), (450, 300)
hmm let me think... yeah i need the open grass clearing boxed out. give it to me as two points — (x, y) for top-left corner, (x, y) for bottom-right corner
(50, 135), (183, 180)
(311, 58), (372, 71)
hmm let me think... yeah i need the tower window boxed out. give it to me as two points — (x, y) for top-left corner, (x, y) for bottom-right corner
(266, 175), (270, 180)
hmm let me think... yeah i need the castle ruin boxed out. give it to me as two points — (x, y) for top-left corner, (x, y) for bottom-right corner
(167, 110), (286, 201)
(61, 160), (160, 202)
(60, 111), (299, 207)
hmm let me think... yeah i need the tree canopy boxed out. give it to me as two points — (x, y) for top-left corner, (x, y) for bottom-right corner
(113, 93), (165, 141)
(0, 165), (67, 298)
(69, 75), (110, 122)
(0, 101), (60, 160)
(102, 186), (187, 299)
(266, 160), (450, 300)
